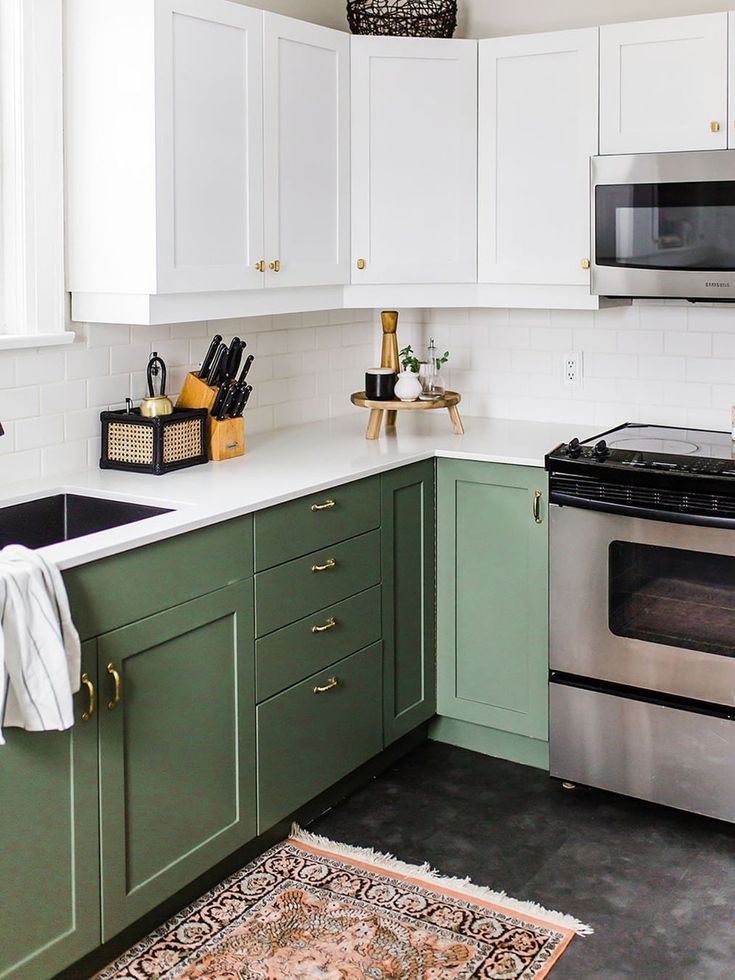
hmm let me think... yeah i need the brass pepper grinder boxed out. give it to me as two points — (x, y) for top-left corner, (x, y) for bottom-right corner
(380, 311), (399, 429)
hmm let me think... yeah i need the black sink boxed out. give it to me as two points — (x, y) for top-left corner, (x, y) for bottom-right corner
(0, 494), (173, 550)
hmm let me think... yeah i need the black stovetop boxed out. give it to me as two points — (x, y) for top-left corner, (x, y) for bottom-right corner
(546, 423), (735, 478)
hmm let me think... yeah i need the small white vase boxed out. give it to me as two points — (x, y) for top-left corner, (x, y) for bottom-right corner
(394, 371), (422, 402)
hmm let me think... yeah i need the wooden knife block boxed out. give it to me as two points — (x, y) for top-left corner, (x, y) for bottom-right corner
(176, 372), (245, 462)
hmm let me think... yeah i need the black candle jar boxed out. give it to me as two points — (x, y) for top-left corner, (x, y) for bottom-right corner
(365, 368), (396, 401)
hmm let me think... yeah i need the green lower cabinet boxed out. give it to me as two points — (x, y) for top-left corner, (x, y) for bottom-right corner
(257, 642), (384, 831)
(97, 583), (256, 939)
(0, 642), (100, 980)
(381, 460), (436, 744)
(436, 460), (549, 766)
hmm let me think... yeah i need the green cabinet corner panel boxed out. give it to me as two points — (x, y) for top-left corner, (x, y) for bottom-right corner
(381, 460), (436, 744)
(436, 459), (550, 766)
(0, 458), (550, 979)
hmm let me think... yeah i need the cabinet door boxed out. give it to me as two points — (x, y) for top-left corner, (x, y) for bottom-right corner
(0, 643), (100, 980)
(351, 36), (477, 284)
(97, 584), (255, 940)
(263, 15), (349, 288)
(154, 0), (264, 293)
(381, 460), (436, 744)
(478, 29), (598, 286)
(600, 13), (728, 154)
(436, 460), (548, 741)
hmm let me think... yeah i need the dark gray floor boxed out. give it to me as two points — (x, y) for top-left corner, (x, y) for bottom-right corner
(309, 740), (735, 979)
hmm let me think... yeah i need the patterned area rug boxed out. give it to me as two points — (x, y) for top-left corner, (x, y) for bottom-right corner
(97, 827), (591, 979)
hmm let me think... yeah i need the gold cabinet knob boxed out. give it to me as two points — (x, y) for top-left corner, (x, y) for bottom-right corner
(711, 121), (721, 133)
(356, 258), (366, 270)
(254, 260), (265, 272)
(268, 260), (281, 272)
(581, 258), (591, 270)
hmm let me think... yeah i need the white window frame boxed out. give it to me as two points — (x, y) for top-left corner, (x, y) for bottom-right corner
(0, 0), (72, 348)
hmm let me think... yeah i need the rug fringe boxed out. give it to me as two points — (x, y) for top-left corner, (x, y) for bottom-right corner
(289, 823), (593, 937)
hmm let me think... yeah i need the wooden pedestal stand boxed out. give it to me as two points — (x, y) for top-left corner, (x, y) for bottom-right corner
(176, 372), (245, 461)
(351, 390), (464, 440)
(352, 310), (464, 440)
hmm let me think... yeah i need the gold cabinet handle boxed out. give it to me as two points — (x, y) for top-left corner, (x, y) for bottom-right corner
(310, 499), (335, 512)
(312, 616), (337, 634)
(269, 260), (281, 272)
(356, 258), (366, 270)
(255, 259), (265, 272)
(106, 662), (122, 711)
(711, 121), (721, 133)
(532, 489), (543, 525)
(313, 677), (338, 694)
(581, 258), (590, 270)
(311, 558), (336, 573)
(81, 673), (95, 722)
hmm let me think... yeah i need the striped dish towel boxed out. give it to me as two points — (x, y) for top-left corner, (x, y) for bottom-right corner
(0, 546), (81, 745)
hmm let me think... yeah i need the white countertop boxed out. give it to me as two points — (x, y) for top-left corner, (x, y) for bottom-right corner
(0, 413), (596, 571)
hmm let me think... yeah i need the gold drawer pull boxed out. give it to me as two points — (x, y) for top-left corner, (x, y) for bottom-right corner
(311, 499), (335, 512)
(711, 120), (721, 133)
(312, 616), (337, 634)
(314, 677), (338, 694)
(311, 558), (336, 573)
(106, 662), (122, 711)
(532, 489), (543, 525)
(81, 673), (95, 722)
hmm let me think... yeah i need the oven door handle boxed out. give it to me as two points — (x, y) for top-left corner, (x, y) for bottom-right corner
(551, 493), (735, 530)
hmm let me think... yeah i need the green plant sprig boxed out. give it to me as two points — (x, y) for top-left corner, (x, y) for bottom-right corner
(399, 345), (421, 373)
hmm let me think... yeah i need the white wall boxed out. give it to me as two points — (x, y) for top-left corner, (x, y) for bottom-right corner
(230, 0), (347, 30)
(458, 0), (731, 37)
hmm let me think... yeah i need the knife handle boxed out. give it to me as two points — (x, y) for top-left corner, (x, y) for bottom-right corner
(199, 334), (222, 381)
(207, 343), (228, 388)
(211, 381), (231, 417)
(237, 354), (255, 385)
(217, 384), (239, 421)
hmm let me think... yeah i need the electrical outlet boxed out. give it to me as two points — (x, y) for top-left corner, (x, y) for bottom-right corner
(563, 351), (583, 388)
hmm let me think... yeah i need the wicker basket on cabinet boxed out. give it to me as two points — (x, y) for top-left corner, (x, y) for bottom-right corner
(347, 0), (457, 38)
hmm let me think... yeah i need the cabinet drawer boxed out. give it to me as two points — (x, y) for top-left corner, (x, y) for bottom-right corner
(256, 586), (381, 701)
(257, 641), (383, 830)
(255, 529), (381, 636)
(254, 477), (380, 571)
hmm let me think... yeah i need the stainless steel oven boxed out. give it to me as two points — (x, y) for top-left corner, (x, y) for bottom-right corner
(547, 424), (735, 823)
(592, 150), (735, 300)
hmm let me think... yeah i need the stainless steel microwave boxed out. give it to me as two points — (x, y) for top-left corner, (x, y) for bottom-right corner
(592, 150), (735, 300)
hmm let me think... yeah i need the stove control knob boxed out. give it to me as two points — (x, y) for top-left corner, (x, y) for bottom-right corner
(566, 438), (581, 458)
(594, 439), (609, 459)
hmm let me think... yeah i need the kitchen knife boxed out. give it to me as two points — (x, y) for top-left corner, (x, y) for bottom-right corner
(232, 384), (253, 417)
(198, 334), (222, 381)
(225, 337), (243, 381)
(207, 343), (228, 389)
(211, 380), (232, 417)
(236, 354), (254, 385)
(216, 383), (240, 421)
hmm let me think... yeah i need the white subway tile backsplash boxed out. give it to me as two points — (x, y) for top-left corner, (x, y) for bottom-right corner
(0, 309), (374, 482)
(638, 356), (686, 381)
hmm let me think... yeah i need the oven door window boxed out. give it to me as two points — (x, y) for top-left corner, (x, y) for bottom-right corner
(609, 541), (735, 657)
(595, 181), (735, 271)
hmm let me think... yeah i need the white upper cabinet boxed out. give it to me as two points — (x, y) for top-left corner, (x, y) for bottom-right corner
(262, 15), (349, 288)
(66, 0), (350, 323)
(156, 0), (264, 293)
(600, 13), (728, 155)
(478, 28), (599, 287)
(351, 36), (477, 285)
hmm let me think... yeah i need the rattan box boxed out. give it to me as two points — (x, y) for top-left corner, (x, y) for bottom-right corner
(100, 408), (209, 475)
